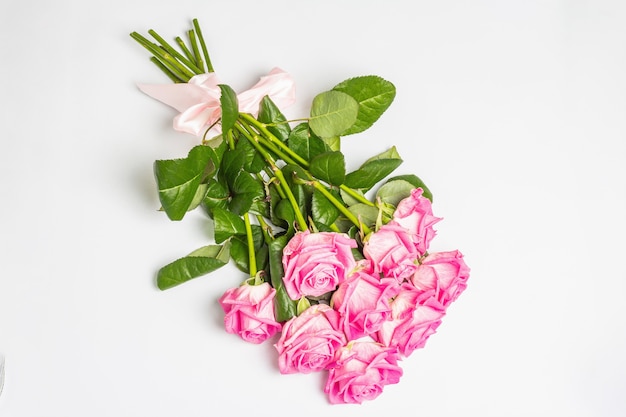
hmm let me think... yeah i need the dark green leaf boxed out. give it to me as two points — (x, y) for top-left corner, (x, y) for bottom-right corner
(269, 235), (297, 322)
(219, 84), (238, 132)
(257, 96), (291, 142)
(156, 244), (230, 290)
(344, 146), (403, 191)
(332, 75), (396, 135)
(236, 136), (265, 174)
(309, 90), (358, 138)
(287, 123), (329, 162)
(220, 146), (265, 215)
(274, 198), (296, 234)
(213, 207), (246, 243)
(201, 180), (230, 218)
(228, 171), (265, 215)
(309, 151), (346, 186)
(230, 228), (269, 274)
(154, 145), (216, 221)
(311, 188), (340, 226)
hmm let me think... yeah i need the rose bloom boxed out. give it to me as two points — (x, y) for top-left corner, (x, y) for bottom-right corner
(412, 250), (470, 308)
(274, 304), (347, 374)
(392, 187), (441, 255)
(331, 261), (398, 340)
(375, 285), (445, 357)
(324, 340), (403, 404)
(363, 223), (419, 282)
(218, 282), (281, 344)
(282, 231), (357, 300)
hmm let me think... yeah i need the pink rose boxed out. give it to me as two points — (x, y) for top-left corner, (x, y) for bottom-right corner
(363, 223), (419, 282)
(412, 250), (470, 308)
(375, 285), (445, 357)
(218, 282), (281, 344)
(274, 304), (347, 374)
(392, 187), (441, 254)
(282, 231), (357, 299)
(324, 340), (403, 404)
(331, 261), (398, 340)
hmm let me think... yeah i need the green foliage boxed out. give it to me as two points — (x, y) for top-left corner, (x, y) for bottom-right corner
(287, 123), (329, 162)
(332, 75), (396, 135)
(309, 91), (359, 138)
(258, 96), (291, 142)
(309, 151), (346, 186)
(219, 84), (239, 133)
(344, 146), (403, 191)
(153, 145), (218, 221)
(269, 235), (297, 322)
(156, 244), (230, 290)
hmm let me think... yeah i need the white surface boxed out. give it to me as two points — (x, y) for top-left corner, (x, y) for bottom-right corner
(1, 0), (625, 415)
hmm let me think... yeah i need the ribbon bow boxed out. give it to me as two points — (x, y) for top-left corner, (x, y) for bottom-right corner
(138, 67), (296, 136)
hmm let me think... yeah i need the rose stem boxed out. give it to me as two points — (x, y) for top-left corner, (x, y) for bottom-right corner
(193, 19), (214, 72)
(187, 29), (205, 73)
(234, 123), (308, 231)
(243, 212), (257, 277)
(311, 181), (371, 235)
(175, 36), (197, 68)
(149, 57), (183, 83)
(130, 32), (193, 81)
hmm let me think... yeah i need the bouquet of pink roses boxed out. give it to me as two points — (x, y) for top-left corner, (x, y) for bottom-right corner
(131, 19), (469, 405)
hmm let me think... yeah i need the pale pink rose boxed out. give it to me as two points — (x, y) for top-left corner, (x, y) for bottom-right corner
(324, 340), (403, 404)
(375, 285), (445, 357)
(392, 187), (441, 254)
(274, 304), (347, 374)
(331, 261), (398, 340)
(218, 282), (281, 344)
(363, 223), (419, 282)
(282, 231), (357, 299)
(412, 250), (470, 308)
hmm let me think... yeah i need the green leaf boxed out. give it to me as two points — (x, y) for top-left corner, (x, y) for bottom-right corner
(339, 188), (366, 207)
(156, 244), (230, 290)
(229, 172), (264, 215)
(236, 136), (265, 174)
(347, 203), (379, 229)
(220, 146), (265, 215)
(344, 146), (403, 191)
(332, 75), (396, 135)
(287, 123), (329, 162)
(309, 90), (358, 138)
(312, 188), (341, 226)
(230, 227), (268, 274)
(376, 179), (417, 207)
(269, 235), (297, 322)
(386, 174), (433, 201)
(257, 96), (291, 142)
(188, 183), (209, 212)
(154, 145), (216, 221)
(322, 136), (341, 151)
(274, 197), (297, 234)
(309, 151), (346, 186)
(201, 180), (230, 218)
(219, 84), (238, 132)
(213, 207), (246, 243)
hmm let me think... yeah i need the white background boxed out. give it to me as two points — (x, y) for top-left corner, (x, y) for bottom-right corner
(1, 0), (625, 416)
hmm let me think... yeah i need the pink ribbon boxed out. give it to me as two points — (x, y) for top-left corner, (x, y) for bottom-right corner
(138, 67), (296, 136)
